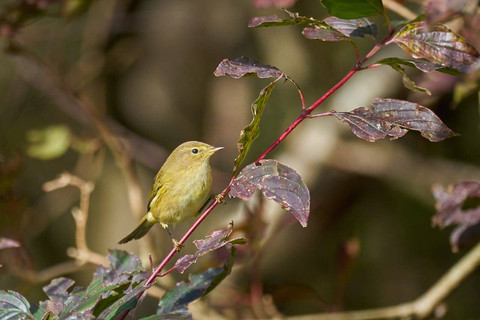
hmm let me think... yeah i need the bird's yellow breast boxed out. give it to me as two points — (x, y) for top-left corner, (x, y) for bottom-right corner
(150, 160), (212, 225)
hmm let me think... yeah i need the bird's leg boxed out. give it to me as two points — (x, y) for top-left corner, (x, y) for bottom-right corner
(215, 193), (225, 204)
(161, 223), (183, 251)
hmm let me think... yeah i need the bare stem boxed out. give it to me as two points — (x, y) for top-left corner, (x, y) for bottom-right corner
(285, 242), (480, 320)
(43, 173), (109, 266)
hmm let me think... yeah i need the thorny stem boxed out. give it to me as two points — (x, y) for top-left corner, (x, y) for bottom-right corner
(119, 28), (393, 320)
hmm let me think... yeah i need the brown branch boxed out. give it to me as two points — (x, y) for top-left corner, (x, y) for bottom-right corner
(43, 172), (109, 266)
(6, 45), (156, 260)
(284, 242), (480, 320)
(11, 172), (166, 298)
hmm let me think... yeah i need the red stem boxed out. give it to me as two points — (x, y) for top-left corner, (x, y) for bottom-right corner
(119, 33), (390, 320)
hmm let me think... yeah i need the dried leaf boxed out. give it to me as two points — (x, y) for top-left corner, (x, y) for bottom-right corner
(0, 237), (20, 250)
(320, 0), (384, 19)
(232, 80), (279, 176)
(333, 98), (457, 142)
(392, 22), (480, 73)
(432, 182), (480, 251)
(324, 17), (377, 38)
(248, 12), (324, 28)
(174, 224), (245, 274)
(214, 56), (283, 79)
(230, 159), (310, 227)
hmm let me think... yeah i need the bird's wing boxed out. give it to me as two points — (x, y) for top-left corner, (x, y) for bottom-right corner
(147, 170), (167, 212)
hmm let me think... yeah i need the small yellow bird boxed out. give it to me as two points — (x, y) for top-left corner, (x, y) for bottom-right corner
(118, 141), (223, 248)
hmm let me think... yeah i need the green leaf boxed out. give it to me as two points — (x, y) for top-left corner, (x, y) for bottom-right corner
(232, 80), (279, 176)
(35, 251), (148, 319)
(97, 280), (152, 320)
(140, 313), (191, 320)
(156, 265), (235, 317)
(0, 290), (33, 320)
(30, 304), (46, 320)
(26, 125), (71, 160)
(391, 22), (480, 73)
(230, 159), (310, 227)
(333, 98), (458, 142)
(202, 246), (237, 297)
(320, 0), (384, 19)
(380, 61), (431, 94)
(248, 11), (325, 28)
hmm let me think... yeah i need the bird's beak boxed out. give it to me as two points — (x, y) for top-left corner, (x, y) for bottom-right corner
(209, 146), (224, 154)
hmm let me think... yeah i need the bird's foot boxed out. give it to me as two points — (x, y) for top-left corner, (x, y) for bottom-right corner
(172, 238), (184, 251)
(215, 194), (226, 204)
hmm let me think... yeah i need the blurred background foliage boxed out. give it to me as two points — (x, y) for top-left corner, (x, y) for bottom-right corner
(0, 0), (479, 318)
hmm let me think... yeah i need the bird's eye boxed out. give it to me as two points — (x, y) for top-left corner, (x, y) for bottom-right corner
(191, 148), (199, 154)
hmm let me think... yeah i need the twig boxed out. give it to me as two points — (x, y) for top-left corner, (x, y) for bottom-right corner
(43, 172), (109, 266)
(284, 242), (480, 320)
(6, 44), (159, 264)
(6, 46), (152, 255)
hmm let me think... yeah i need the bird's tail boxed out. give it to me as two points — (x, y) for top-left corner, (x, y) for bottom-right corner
(118, 215), (156, 244)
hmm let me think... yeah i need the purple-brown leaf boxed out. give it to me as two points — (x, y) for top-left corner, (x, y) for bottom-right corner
(432, 182), (480, 251)
(174, 224), (246, 274)
(333, 98), (457, 142)
(214, 56), (283, 79)
(323, 17), (376, 38)
(229, 159), (310, 227)
(391, 22), (480, 73)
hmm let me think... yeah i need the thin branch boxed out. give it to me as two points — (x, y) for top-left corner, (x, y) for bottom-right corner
(11, 261), (81, 283)
(307, 111), (334, 119)
(43, 172), (109, 266)
(285, 242), (480, 320)
(6, 45), (156, 260)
